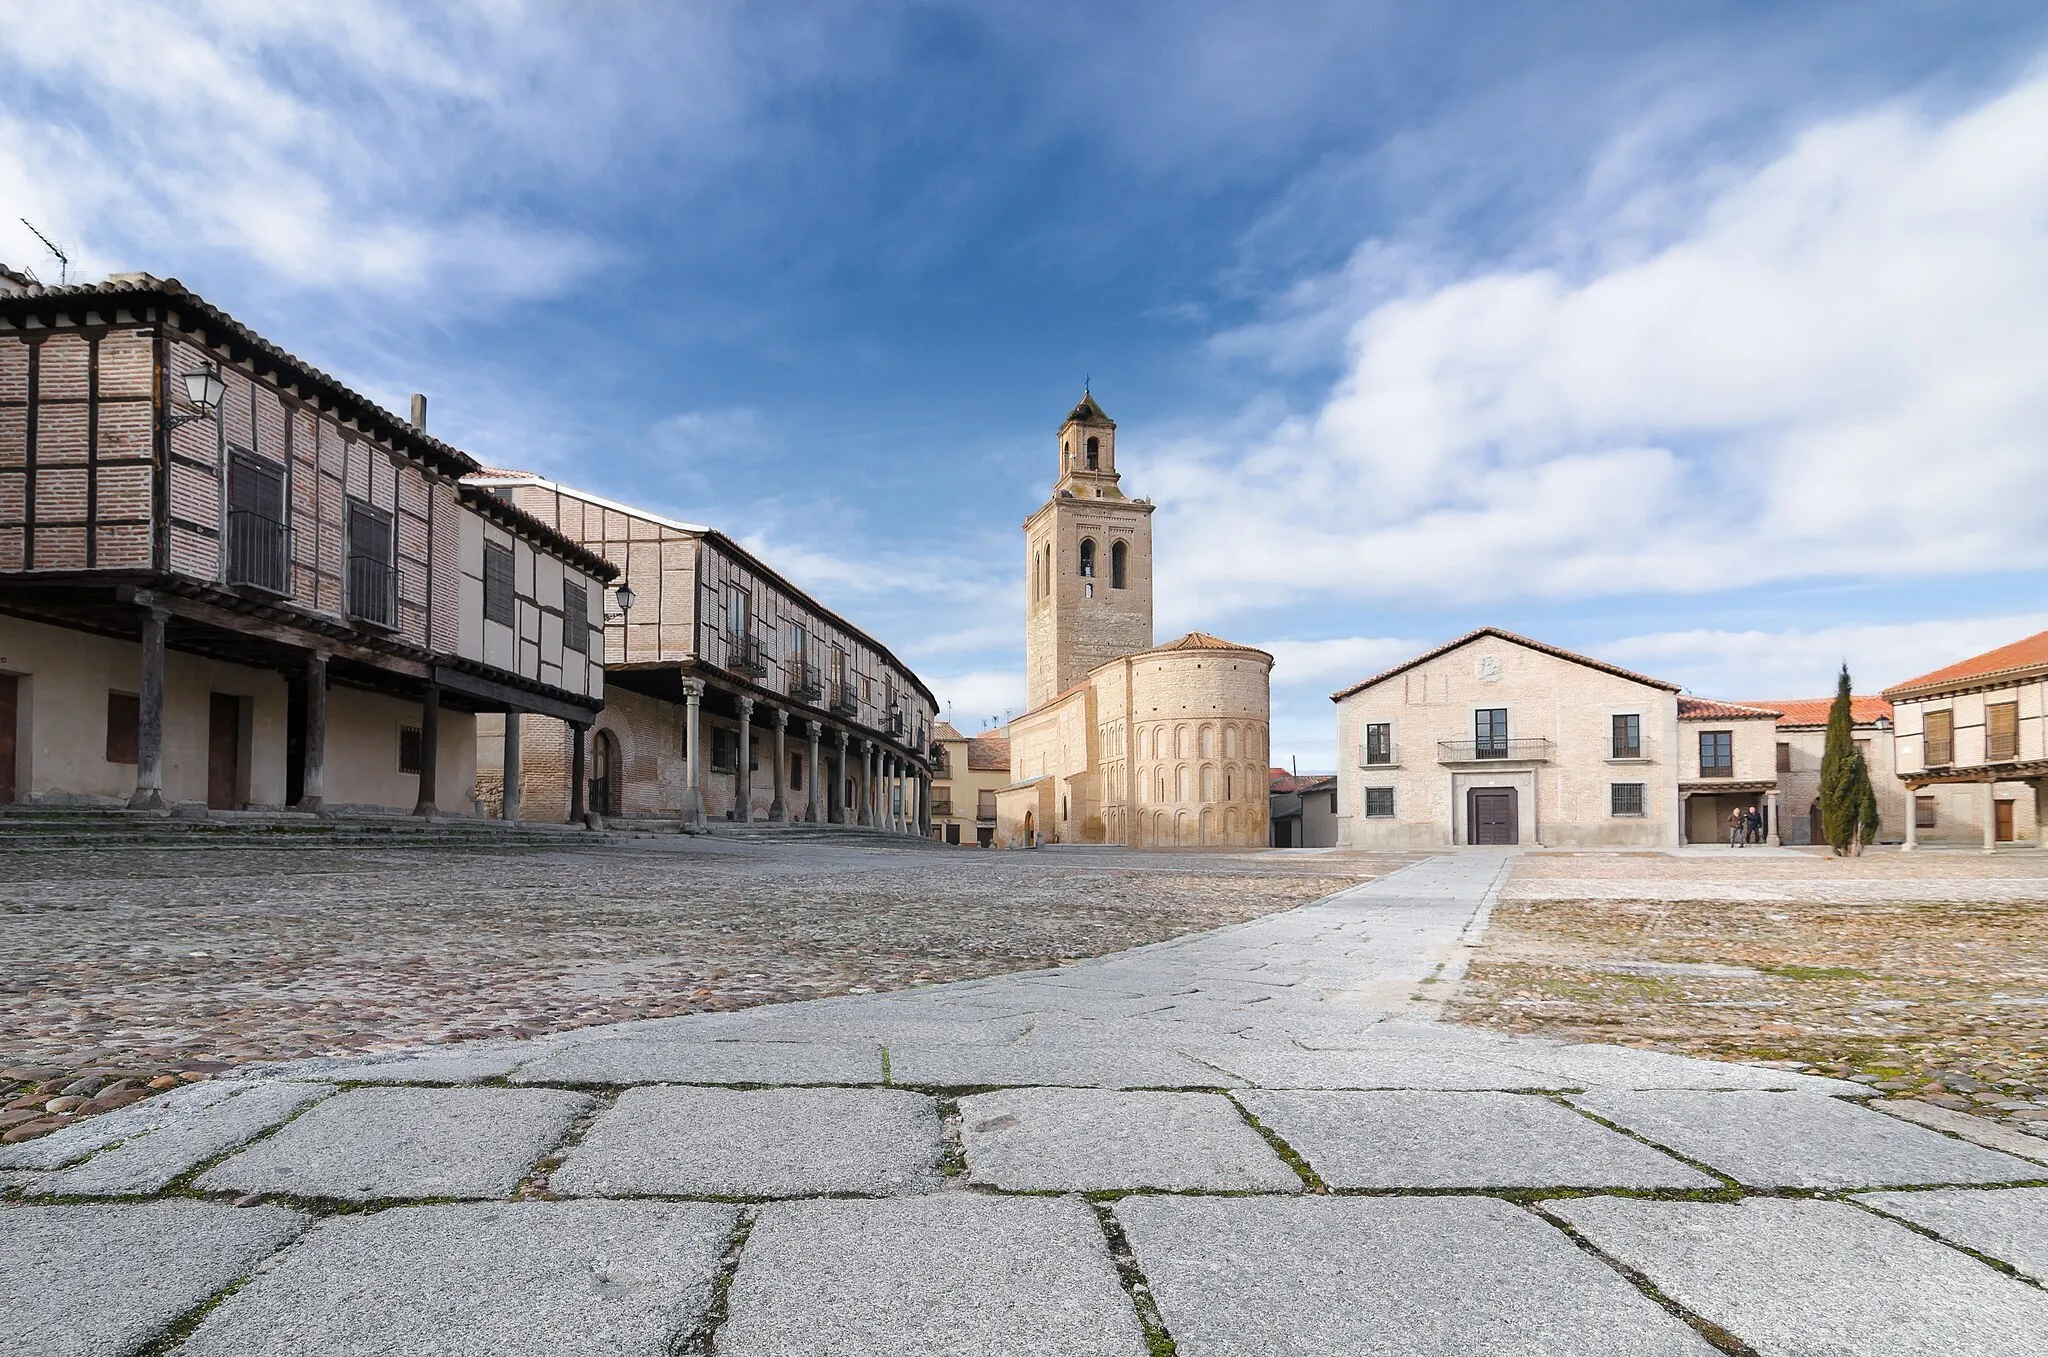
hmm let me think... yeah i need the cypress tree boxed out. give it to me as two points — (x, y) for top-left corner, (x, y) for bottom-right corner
(1819, 664), (1880, 854)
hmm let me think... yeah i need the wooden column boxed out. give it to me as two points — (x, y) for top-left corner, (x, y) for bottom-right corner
(296, 652), (327, 813)
(769, 708), (789, 822)
(127, 604), (168, 811)
(681, 678), (704, 828)
(501, 710), (522, 822)
(569, 720), (587, 824)
(412, 683), (440, 818)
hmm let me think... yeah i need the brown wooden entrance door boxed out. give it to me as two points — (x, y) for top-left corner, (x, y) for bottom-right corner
(1469, 788), (1517, 845)
(589, 729), (617, 817)
(207, 694), (240, 810)
(0, 674), (16, 804)
(1995, 798), (2016, 843)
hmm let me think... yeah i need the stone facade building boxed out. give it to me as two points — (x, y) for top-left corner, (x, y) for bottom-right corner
(929, 721), (1010, 846)
(464, 470), (936, 832)
(1884, 630), (2047, 850)
(1332, 628), (1790, 849)
(995, 394), (1272, 848)
(1763, 695), (1905, 847)
(0, 269), (610, 815)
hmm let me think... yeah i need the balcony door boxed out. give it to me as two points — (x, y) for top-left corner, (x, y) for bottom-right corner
(1474, 708), (1508, 759)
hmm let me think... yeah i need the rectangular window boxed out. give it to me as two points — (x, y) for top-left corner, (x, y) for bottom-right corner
(345, 499), (395, 627)
(977, 789), (997, 819)
(789, 753), (804, 790)
(225, 452), (289, 593)
(1611, 782), (1645, 817)
(726, 584), (750, 638)
(1987, 701), (2019, 761)
(563, 580), (589, 653)
(1924, 709), (1954, 766)
(1611, 713), (1641, 759)
(1474, 708), (1508, 758)
(1364, 722), (1392, 765)
(1364, 787), (1395, 818)
(789, 622), (807, 666)
(1698, 730), (1733, 777)
(105, 691), (139, 765)
(483, 541), (515, 627)
(1915, 794), (1937, 829)
(1776, 741), (1792, 773)
(710, 728), (737, 772)
(398, 725), (423, 775)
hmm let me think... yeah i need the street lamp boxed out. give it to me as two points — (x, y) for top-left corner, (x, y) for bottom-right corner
(167, 361), (225, 430)
(613, 583), (636, 616)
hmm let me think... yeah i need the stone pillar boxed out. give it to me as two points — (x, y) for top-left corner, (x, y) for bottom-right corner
(736, 695), (755, 822)
(881, 754), (894, 832)
(806, 722), (823, 824)
(1902, 790), (1919, 850)
(501, 711), (522, 822)
(1983, 780), (1998, 853)
(857, 740), (874, 828)
(569, 721), (587, 824)
(769, 708), (789, 822)
(1765, 789), (1780, 848)
(681, 678), (704, 828)
(296, 651), (327, 813)
(128, 604), (168, 811)
(831, 730), (848, 824)
(412, 683), (440, 818)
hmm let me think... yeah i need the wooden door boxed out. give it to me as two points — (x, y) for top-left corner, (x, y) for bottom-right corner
(1470, 788), (1517, 845)
(1995, 798), (2015, 843)
(0, 674), (16, 804)
(207, 694), (240, 810)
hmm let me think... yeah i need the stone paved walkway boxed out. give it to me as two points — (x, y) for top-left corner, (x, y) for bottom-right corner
(5, 852), (2047, 1355)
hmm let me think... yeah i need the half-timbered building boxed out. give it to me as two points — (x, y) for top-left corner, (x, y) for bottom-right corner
(463, 470), (937, 831)
(0, 269), (613, 815)
(1884, 630), (2047, 850)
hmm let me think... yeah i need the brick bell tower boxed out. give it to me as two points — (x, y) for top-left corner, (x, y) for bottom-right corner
(1023, 390), (1156, 709)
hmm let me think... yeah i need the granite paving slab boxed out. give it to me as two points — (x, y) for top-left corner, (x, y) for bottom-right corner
(514, 1038), (883, 1085)
(276, 1046), (535, 1084)
(551, 1085), (941, 1198)
(1548, 1195), (2048, 1356)
(1193, 1045), (1551, 1090)
(1235, 1090), (1718, 1189)
(716, 1194), (1146, 1357)
(1853, 1186), (2048, 1283)
(195, 1085), (589, 1201)
(175, 1200), (736, 1357)
(886, 1040), (1237, 1089)
(1568, 1090), (2045, 1188)
(1504, 1043), (1866, 1093)
(1115, 1195), (1715, 1356)
(2, 1200), (307, 1357)
(36, 1081), (335, 1196)
(0, 1078), (245, 1170)
(959, 1087), (1300, 1192)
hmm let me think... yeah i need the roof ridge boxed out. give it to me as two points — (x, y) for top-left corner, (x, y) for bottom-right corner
(1330, 627), (1680, 702)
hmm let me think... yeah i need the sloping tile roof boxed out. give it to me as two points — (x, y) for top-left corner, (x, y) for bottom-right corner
(1677, 697), (1782, 720)
(1883, 630), (2048, 700)
(965, 731), (1011, 771)
(1063, 390), (1113, 427)
(1764, 696), (1894, 728)
(1269, 770), (1336, 795)
(933, 721), (966, 742)
(1330, 628), (1680, 702)
(1129, 631), (1274, 662)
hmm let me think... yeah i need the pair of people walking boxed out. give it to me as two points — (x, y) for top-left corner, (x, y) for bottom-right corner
(1727, 804), (1765, 847)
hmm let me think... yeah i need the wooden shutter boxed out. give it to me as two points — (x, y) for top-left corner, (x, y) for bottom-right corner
(563, 580), (588, 653)
(1987, 702), (2018, 761)
(483, 542), (515, 626)
(1924, 709), (1953, 766)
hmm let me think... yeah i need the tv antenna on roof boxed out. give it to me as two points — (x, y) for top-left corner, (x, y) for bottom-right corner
(20, 220), (67, 285)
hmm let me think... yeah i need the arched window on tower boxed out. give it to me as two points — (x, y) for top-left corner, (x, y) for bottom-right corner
(1110, 541), (1127, 589)
(1085, 436), (1099, 469)
(1078, 539), (1095, 578)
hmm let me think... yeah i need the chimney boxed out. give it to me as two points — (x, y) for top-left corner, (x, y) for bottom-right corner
(409, 393), (427, 431)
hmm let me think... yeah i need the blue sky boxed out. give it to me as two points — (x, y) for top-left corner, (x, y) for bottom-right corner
(6, 2), (2048, 768)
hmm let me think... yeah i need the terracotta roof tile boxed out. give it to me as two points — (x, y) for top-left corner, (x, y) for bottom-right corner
(1762, 696), (1894, 727)
(1331, 627), (1680, 702)
(933, 721), (966, 742)
(965, 731), (1011, 771)
(1677, 697), (1782, 720)
(1269, 770), (1336, 794)
(1883, 630), (2048, 699)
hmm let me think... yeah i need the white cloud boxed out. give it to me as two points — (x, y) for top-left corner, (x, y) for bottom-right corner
(1602, 613), (2048, 701)
(925, 669), (1026, 730)
(1153, 66), (2048, 625)
(1256, 634), (1427, 691)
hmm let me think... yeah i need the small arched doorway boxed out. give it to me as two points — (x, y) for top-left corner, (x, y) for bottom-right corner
(1023, 809), (1036, 845)
(590, 728), (620, 817)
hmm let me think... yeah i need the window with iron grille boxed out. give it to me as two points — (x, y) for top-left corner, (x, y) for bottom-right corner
(1364, 787), (1395, 818)
(226, 452), (289, 593)
(711, 728), (737, 772)
(563, 580), (589, 653)
(1698, 730), (1733, 777)
(399, 725), (424, 775)
(1611, 782), (1645, 816)
(346, 499), (395, 627)
(1924, 709), (1954, 766)
(484, 542), (516, 627)
(1915, 795), (1937, 828)
(1364, 722), (1392, 765)
(1611, 713), (1641, 759)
